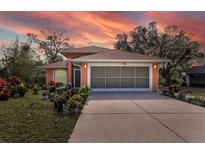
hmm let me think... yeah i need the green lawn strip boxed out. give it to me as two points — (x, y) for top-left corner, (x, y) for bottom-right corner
(0, 91), (78, 143)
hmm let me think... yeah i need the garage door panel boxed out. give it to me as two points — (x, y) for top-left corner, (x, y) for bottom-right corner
(91, 78), (105, 88)
(135, 67), (149, 77)
(106, 67), (120, 77)
(121, 78), (135, 88)
(106, 78), (120, 88)
(135, 78), (149, 88)
(121, 67), (134, 77)
(91, 67), (105, 77)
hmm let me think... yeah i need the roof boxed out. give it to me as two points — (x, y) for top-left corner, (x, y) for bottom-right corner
(71, 50), (170, 62)
(188, 66), (205, 74)
(39, 61), (68, 69)
(61, 46), (113, 54)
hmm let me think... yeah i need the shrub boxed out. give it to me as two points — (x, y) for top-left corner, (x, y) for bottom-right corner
(68, 94), (84, 114)
(10, 83), (27, 97)
(78, 85), (89, 94)
(68, 100), (83, 114)
(69, 94), (84, 104)
(184, 94), (195, 103)
(48, 85), (56, 93)
(161, 86), (169, 95)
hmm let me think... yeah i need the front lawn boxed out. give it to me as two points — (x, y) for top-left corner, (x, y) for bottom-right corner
(181, 87), (205, 97)
(0, 91), (78, 143)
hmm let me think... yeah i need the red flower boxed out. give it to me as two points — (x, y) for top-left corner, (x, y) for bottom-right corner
(48, 80), (56, 86)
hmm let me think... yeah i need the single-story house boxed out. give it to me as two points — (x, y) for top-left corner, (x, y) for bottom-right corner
(186, 66), (205, 87)
(42, 46), (169, 92)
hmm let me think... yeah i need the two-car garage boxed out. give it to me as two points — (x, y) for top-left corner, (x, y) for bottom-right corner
(89, 65), (151, 91)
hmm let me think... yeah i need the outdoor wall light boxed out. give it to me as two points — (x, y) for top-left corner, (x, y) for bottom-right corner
(84, 64), (87, 69)
(153, 65), (157, 69)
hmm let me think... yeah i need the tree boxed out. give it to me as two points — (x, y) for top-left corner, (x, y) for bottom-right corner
(1, 39), (40, 84)
(27, 28), (70, 64)
(115, 22), (204, 86)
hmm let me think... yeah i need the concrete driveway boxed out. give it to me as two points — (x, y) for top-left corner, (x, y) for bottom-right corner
(69, 92), (205, 143)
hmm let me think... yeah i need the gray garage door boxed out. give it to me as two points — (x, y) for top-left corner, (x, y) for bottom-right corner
(91, 66), (149, 89)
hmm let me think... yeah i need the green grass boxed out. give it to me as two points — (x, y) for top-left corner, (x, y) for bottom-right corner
(0, 91), (78, 143)
(181, 87), (205, 97)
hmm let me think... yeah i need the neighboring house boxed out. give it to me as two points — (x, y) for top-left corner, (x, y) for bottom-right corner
(41, 46), (169, 92)
(186, 66), (205, 87)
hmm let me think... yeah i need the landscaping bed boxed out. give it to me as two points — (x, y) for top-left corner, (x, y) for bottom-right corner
(160, 85), (205, 108)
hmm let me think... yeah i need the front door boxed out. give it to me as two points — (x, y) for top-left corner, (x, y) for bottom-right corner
(74, 69), (81, 88)
(73, 63), (81, 88)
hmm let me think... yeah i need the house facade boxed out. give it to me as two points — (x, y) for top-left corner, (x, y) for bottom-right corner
(42, 46), (169, 92)
(186, 66), (205, 87)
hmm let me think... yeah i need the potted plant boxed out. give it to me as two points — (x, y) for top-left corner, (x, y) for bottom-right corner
(174, 86), (181, 97)
(68, 94), (84, 115)
(53, 94), (67, 114)
(0, 88), (9, 101)
(10, 86), (20, 98)
(18, 83), (27, 97)
(42, 91), (49, 100)
(32, 85), (39, 95)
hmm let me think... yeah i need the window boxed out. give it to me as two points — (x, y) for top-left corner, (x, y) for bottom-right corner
(54, 69), (67, 84)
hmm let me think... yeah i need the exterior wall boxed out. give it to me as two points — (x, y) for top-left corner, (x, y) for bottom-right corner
(64, 53), (93, 59)
(152, 63), (159, 91)
(81, 62), (160, 92)
(46, 68), (53, 84)
(46, 61), (160, 91)
(81, 62), (88, 86)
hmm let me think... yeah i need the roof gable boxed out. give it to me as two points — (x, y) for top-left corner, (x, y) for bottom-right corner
(39, 61), (68, 69)
(61, 46), (113, 54)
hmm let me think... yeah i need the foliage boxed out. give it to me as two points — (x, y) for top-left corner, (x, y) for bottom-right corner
(78, 85), (89, 94)
(27, 28), (71, 64)
(115, 22), (204, 86)
(1, 39), (41, 84)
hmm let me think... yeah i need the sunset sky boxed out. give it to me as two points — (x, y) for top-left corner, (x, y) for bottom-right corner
(0, 11), (205, 52)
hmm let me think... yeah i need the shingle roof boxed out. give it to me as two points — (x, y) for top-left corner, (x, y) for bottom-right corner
(39, 61), (68, 69)
(72, 50), (169, 62)
(61, 46), (113, 54)
(188, 66), (205, 74)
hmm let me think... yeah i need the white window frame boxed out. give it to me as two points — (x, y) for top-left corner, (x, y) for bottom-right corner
(87, 63), (153, 92)
(53, 69), (67, 84)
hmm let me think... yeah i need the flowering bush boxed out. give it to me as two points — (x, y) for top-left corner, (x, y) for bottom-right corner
(7, 75), (21, 87)
(8, 75), (27, 97)
(48, 80), (56, 86)
(0, 78), (9, 100)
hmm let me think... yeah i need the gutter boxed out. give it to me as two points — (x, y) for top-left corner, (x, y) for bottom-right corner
(70, 59), (171, 63)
